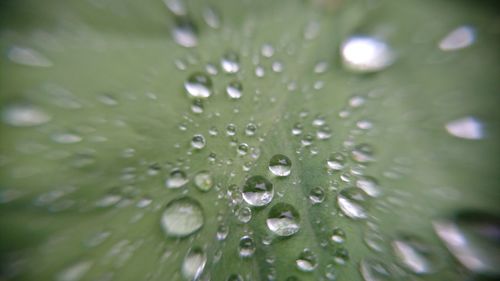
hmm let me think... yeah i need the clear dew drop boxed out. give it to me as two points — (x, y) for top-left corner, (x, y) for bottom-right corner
(216, 224), (229, 241)
(351, 143), (375, 163)
(309, 187), (325, 204)
(439, 25), (475, 51)
(433, 210), (500, 276)
(261, 43), (275, 58)
(337, 187), (369, 220)
(172, 18), (198, 48)
(266, 203), (300, 237)
(445, 116), (483, 140)
(224, 82), (244, 103)
(333, 247), (350, 265)
(245, 122), (257, 136)
(391, 235), (436, 274)
(360, 258), (396, 281)
(238, 235), (256, 258)
(7, 46), (53, 67)
(237, 143), (249, 155)
(2, 104), (51, 127)
(327, 152), (346, 171)
(341, 36), (394, 73)
(194, 171), (213, 191)
(226, 123), (237, 136)
(268, 154), (292, 177)
(221, 51), (240, 74)
(242, 175), (274, 207)
(296, 249), (318, 272)
(165, 169), (188, 189)
(291, 123), (303, 136)
(236, 206), (252, 223)
(191, 99), (204, 114)
(331, 227), (346, 244)
(191, 134), (206, 150)
(182, 247), (207, 281)
(184, 72), (213, 99)
(356, 176), (381, 197)
(161, 197), (204, 238)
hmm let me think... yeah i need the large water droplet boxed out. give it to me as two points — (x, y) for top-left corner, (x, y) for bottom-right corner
(238, 235), (256, 258)
(2, 104), (51, 127)
(341, 36), (394, 73)
(268, 154), (292, 177)
(161, 197), (204, 237)
(439, 25), (475, 51)
(356, 176), (381, 197)
(194, 171), (213, 191)
(182, 247), (207, 281)
(266, 203), (300, 236)
(296, 249), (317, 272)
(184, 72), (213, 98)
(242, 176), (274, 207)
(337, 187), (369, 220)
(165, 169), (188, 188)
(392, 235), (436, 274)
(445, 116), (483, 140)
(433, 211), (500, 276)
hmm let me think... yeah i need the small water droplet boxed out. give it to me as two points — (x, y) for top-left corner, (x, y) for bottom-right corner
(236, 206), (252, 223)
(266, 203), (300, 237)
(55, 261), (93, 281)
(445, 116), (483, 140)
(314, 61), (329, 74)
(356, 176), (381, 197)
(194, 171), (213, 191)
(392, 235), (436, 274)
(309, 187), (325, 204)
(337, 187), (369, 220)
(202, 6), (221, 29)
(165, 169), (188, 189)
(221, 51), (240, 74)
(351, 144), (375, 163)
(360, 258), (396, 281)
(242, 176), (274, 206)
(327, 152), (346, 171)
(237, 143), (249, 155)
(341, 36), (394, 73)
(333, 247), (349, 265)
(296, 249), (317, 272)
(331, 228), (346, 244)
(439, 25), (475, 51)
(191, 99), (204, 114)
(292, 123), (303, 136)
(182, 247), (207, 281)
(239, 235), (256, 258)
(216, 224), (229, 241)
(245, 123), (257, 136)
(2, 104), (51, 127)
(185, 72), (213, 98)
(226, 81), (243, 99)
(161, 197), (204, 238)
(172, 18), (198, 48)
(261, 43), (275, 58)
(226, 123), (237, 136)
(268, 154), (292, 177)
(52, 132), (82, 144)
(191, 134), (206, 149)
(7, 46), (53, 67)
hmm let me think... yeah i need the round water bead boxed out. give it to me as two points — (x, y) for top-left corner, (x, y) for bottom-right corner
(266, 203), (300, 237)
(268, 154), (292, 177)
(161, 197), (204, 237)
(327, 152), (346, 171)
(165, 169), (188, 189)
(194, 171), (213, 191)
(351, 143), (375, 163)
(309, 187), (325, 204)
(392, 234), (437, 274)
(296, 249), (318, 272)
(221, 51), (240, 74)
(341, 36), (394, 73)
(238, 235), (256, 258)
(242, 176), (274, 207)
(337, 187), (369, 220)
(184, 72), (213, 98)
(226, 81), (243, 99)
(182, 247), (207, 280)
(191, 134), (206, 149)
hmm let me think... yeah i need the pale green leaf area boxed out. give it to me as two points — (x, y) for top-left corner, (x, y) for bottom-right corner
(0, 0), (499, 280)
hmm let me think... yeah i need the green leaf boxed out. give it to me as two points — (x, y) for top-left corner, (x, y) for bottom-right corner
(1, 0), (499, 281)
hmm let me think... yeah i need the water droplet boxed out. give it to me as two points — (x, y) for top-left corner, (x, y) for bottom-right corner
(433, 211), (500, 276)
(166, 169), (188, 188)
(242, 176), (274, 206)
(341, 36), (394, 73)
(172, 18), (198, 48)
(2, 104), (51, 127)
(55, 261), (93, 281)
(314, 61), (329, 74)
(327, 153), (346, 171)
(356, 176), (381, 197)
(439, 26), (475, 51)
(221, 52), (240, 74)
(51, 132), (82, 144)
(184, 72), (213, 98)
(309, 187), (325, 204)
(351, 144), (375, 163)
(292, 123), (303, 136)
(360, 258), (396, 281)
(261, 44), (275, 58)
(216, 224), (229, 241)
(333, 247), (349, 265)
(296, 249), (317, 272)
(317, 126), (332, 140)
(239, 235), (256, 258)
(236, 206), (252, 223)
(194, 171), (213, 191)
(301, 134), (314, 147)
(164, 0), (186, 15)
(161, 197), (204, 238)
(226, 81), (243, 99)
(7, 46), (53, 67)
(182, 247), (207, 281)
(245, 123), (257, 136)
(445, 116), (483, 140)
(202, 6), (221, 29)
(271, 61), (284, 72)
(392, 235), (436, 274)
(268, 154), (292, 177)
(226, 123), (237, 136)
(191, 134), (206, 150)
(191, 99), (204, 114)
(331, 228), (346, 244)
(266, 203), (300, 237)
(337, 187), (369, 220)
